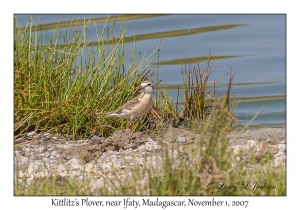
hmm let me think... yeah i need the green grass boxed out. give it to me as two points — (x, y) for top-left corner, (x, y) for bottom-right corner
(14, 100), (286, 196)
(14, 15), (161, 139)
(14, 15), (285, 196)
(14, 15), (239, 139)
(119, 101), (285, 196)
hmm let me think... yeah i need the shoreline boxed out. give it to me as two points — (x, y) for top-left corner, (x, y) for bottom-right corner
(14, 127), (286, 194)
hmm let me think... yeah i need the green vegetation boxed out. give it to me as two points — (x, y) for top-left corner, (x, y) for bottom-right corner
(15, 100), (286, 195)
(14, 15), (161, 139)
(97, 100), (285, 196)
(14, 15), (285, 196)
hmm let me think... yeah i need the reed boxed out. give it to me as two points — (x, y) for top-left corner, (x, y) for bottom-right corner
(99, 100), (285, 196)
(14, 15), (160, 139)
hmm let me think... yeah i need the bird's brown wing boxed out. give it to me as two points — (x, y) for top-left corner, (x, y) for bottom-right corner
(112, 95), (140, 114)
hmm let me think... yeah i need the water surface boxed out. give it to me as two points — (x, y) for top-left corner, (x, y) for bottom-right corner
(16, 14), (286, 127)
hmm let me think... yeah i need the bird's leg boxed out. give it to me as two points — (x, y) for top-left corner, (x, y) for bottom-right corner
(126, 117), (133, 131)
(137, 118), (141, 132)
(126, 119), (131, 130)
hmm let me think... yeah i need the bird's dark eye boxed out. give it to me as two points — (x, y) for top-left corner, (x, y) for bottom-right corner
(148, 83), (151, 86)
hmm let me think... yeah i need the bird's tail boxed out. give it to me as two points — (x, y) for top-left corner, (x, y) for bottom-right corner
(105, 113), (118, 118)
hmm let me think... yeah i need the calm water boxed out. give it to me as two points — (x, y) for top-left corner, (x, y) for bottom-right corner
(16, 14), (286, 128)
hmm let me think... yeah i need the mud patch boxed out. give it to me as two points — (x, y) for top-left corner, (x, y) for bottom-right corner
(60, 129), (149, 163)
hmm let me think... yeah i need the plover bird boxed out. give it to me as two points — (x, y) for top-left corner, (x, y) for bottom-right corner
(105, 81), (155, 128)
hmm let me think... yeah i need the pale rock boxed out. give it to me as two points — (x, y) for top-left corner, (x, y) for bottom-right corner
(50, 151), (58, 159)
(16, 156), (29, 168)
(174, 136), (187, 143)
(89, 177), (104, 193)
(137, 144), (145, 151)
(69, 170), (81, 177)
(85, 162), (96, 173)
(256, 143), (278, 155)
(279, 140), (286, 144)
(46, 145), (55, 152)
(38, 151), (50, 158)
(146, 141), (159, 152)
(56, 164), (67, 176)
(15, 150), (22, 158)
(34, 145), (45, 153)
(273, 151), (285, 159)
(41, 133), (50, 137)
(29, 154), (38, 161)
(27, 131), (36, 137)
(232, 145), (243, 155)
(100, 163), (112, 172)
(67, 159), (80, 171)
(27, 160), (42, 174)
(247, 140), (257, 148)
(125, 148), (133, 154)
(274, 156), (286, 168)
(35, 170), (49, 178)
(147, 138), (154, 142)
(277, 144), (286, 153)
(18, 171), (24, 178)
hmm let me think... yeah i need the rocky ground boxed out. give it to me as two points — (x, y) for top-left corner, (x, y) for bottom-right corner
(14, 127), (286, 194)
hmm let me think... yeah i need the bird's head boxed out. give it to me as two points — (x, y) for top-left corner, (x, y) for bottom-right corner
(139, 81), (154, 94)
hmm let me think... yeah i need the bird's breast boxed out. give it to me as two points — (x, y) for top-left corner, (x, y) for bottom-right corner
(131, 94), (153, 117)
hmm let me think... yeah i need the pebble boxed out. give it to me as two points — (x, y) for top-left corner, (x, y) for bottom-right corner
(67, 159), (80, 171)
(56, 164), (67, 176)
(274, 156), (286, 168)
(16, 156), (29, 168)
(247, 140), (257, 148)
(174, 136), (187, 143)
(145, 141), (159, 152)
